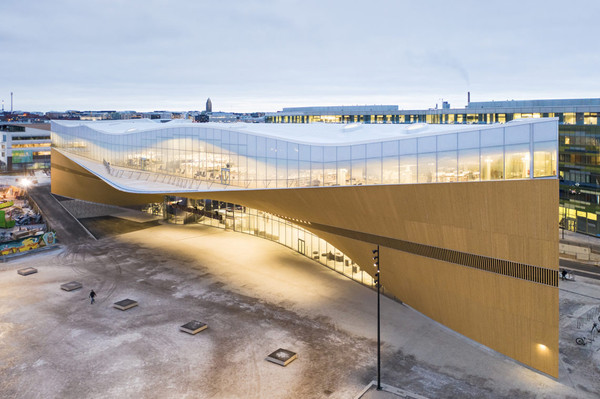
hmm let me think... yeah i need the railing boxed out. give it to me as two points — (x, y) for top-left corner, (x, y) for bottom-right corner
(104, 164), (223, 191)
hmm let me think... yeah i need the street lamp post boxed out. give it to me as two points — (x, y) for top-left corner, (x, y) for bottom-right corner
(372, 245), (381, 391)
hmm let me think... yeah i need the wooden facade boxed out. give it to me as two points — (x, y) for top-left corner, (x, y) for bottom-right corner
(51, 149), (559, 377)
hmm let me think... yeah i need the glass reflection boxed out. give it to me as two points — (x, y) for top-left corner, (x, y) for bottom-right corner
(418, 153), (436, 183)
(481, 147), (504, 180)
(458, 149), (479, 181)
(437, 151), (457, 182)
(505, 144), (530, 179)
(534, 141), (557, 177)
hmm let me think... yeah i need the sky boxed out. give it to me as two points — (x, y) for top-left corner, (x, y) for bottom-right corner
(1, 0), (600, 113)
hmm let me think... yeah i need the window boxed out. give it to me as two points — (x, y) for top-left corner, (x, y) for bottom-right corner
(437, 151), (457, 182)
(534, 141), (557, 177)
(458, 149), (479, 181)
(505, 144), (530, 179)
(418, 153), (436, 183)
(399, 154), (417, 184)
(481, 146), (504, 180)
(564, 113), (576, 125)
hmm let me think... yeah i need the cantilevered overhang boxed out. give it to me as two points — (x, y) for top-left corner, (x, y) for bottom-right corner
(52, 147), (558, 377)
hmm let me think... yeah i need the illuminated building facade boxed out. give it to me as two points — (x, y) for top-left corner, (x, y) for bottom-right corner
(0, 123), (51, 171)
(268, 98), (600, 236)
(51, 118), (559, 377)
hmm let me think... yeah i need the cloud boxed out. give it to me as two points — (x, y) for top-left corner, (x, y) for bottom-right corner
(2, 0), (600, 112)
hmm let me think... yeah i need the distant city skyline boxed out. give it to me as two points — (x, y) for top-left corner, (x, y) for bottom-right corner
(2, 0), (599, 113)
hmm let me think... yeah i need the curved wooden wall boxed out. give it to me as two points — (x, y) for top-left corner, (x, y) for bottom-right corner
(51, 149), (558, 377)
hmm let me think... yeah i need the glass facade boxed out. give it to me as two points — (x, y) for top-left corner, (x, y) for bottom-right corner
(52, 120), (557, 190)
(152, 197), (375, 288)
(51, 119), (558, 291)
(268, 111), (600, 126)
(559, 125), (600, 236)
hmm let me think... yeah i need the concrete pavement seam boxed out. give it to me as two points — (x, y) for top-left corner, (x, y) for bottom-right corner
(559, 287), (600, 301)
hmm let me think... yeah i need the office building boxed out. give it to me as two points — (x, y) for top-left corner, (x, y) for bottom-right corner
(0, 123), (51, 171)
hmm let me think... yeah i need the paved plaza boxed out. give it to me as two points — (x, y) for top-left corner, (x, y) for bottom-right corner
(0, 217), (599, 398)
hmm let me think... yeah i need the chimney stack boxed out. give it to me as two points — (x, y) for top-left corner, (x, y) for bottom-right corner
(10, 92), (13, 113)
(467, 91), (471, 105)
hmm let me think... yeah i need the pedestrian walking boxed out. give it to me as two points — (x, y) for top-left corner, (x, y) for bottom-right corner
(89, 289), (96, 304)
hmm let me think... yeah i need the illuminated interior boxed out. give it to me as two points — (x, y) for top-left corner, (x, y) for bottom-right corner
(51, 119), (558, 190)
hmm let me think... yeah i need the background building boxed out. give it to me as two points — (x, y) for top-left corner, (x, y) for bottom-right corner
(0, 123), (51, 172)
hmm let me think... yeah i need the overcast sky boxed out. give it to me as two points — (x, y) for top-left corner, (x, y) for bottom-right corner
(1, 0), (599, 113)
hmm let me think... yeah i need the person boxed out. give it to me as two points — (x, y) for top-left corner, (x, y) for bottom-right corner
(89, 289), (97, 304)
(561, 269), (567, 281)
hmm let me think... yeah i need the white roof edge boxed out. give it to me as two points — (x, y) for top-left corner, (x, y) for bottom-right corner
(50, 118), (558, 146)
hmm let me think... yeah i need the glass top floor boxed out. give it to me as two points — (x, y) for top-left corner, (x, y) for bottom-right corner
(51, 118), (558, 190)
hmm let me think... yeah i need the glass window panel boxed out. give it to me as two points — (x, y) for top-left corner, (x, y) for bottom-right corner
(534, 122), (557, 142)
(481, 128), (503, 147)
(287, 142), (299, 159)
(351, 159), (365, 185)
(351, 144), (366, 159)
(382, 140), (399, 157)
(229, 131), (238, 145)
(366, 142), (382, 158)
(266, 158), (277, 187)
(382, 156), (398, 184)
(256, 158), (266, 188)
(287, 159), (298, 187)
(399, 138), (417, 155)
(299, 161), (311, 186)
(399, 154), (417, 183)
(311, 145), (323, 162)
(418, 153), (436, 183)
(267, 138), (277, 158)
(437, 150), (457, 182)
(337, 146), (351, 161)
(324, 146), (336, 162)
(246, 135), (256, 156)
(505, 144), (530, 179)
(437, 134), (457, 151)
(418, 136), (436, 153)
(458, 149), (480, 181)
(299, 144), (310, 161)
(534, 141), (557, 177)
(481, 146), (504, 180)
(564, 113), (576, 124)
(505, 125), (529, 144)
(221, 130), (230, 144)
(256, 136), (266, 157)
(276, 139), (286, 159)
(337, 161), (351, 185)
(276, 159), (287, 187)
(324, 161), (337, 186)
(366, 158), (382, 184)
(237, 155), (247, 185)
(311, 161), (323, 186)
